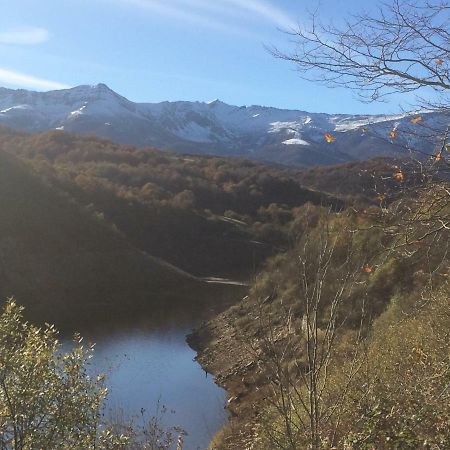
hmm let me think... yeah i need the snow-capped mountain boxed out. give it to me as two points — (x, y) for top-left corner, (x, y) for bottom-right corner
(0, 84), (446, 166)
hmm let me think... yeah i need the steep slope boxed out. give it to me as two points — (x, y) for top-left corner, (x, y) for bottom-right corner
(0, 148), (218, 327)
(296, 157), (424, 201)
(0, 84), (444, 166)
(188, 200), (450, 449)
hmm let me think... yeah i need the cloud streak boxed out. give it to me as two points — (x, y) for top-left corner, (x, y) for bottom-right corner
(0, 27), (50, 45)
(0, 68), (69, 91)
(220, 0), (297, 30)
(110, 0), (297, 36)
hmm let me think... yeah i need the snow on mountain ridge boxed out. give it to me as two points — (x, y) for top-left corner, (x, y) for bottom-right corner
(0, 83), (418, 134)
(283, 138), (310, 146)
(0, 84), (442, 166)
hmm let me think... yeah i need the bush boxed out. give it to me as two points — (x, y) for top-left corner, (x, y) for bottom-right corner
(0, 299), (110, 448)
(342, 284), (450, 449)
(0, 299), (181, 450)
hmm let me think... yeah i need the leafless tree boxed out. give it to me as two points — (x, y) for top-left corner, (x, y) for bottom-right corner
(250, 5), (450, 447)
(272, 0), (450, 103)
(254, 219), (377, 450)
(272, 0), (450, 238)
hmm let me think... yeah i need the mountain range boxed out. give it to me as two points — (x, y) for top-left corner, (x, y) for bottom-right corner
(0, 83), (446, 166)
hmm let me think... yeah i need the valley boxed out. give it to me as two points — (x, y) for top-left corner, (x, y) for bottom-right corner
(3, 1), (450, 448)
(0, 96), (448, 450)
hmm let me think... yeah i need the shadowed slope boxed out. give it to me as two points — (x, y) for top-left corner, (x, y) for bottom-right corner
(0, 149), (215, 327)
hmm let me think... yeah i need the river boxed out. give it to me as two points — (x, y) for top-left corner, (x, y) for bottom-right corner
(68, 318), (227, 450)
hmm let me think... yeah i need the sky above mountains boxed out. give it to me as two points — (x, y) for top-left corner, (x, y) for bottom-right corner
(1, 0), (422, 114)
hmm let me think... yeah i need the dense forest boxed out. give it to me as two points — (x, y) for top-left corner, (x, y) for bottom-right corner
(0, 127), (344, 280)
(0, 144), (223, 327)
(0, 125), (371, 328)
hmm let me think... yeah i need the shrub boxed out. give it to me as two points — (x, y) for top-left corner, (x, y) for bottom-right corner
(0, 299), (181, 450)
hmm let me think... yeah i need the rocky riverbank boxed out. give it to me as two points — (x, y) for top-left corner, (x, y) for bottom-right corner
(187, 297), (275, 450)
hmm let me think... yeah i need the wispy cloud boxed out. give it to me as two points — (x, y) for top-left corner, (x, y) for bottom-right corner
(0, 68), (69, 91)
(109, 0), (297, 37)
(117, 0), (243, 35)
(0, 27), (50, 45)
(220, 0), (298, 30)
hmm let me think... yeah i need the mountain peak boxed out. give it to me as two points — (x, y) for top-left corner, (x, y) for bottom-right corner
(206, 99), (225, 106)
(67, 83), (117, 96)
(92, 83), (113, 91)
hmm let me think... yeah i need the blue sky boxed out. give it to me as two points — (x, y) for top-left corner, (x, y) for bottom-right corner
(0, 0), (421, 114)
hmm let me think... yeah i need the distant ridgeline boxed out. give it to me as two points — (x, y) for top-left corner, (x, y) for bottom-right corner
(0, 84), (445, 167)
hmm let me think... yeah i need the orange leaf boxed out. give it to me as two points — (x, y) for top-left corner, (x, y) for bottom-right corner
(393, 171), (404, 182)
(324, 133), (336, 143)
(435, 152), (442, 162)
(410, 116), (422, 124)
(389, 130), (397, 139)
(435, 58), (443, 65)
(363, 265), (374, 274)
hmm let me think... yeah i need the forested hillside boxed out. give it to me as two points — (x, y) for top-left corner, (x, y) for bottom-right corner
(0, 147), (223, 327)
(0, 127), (341, 278)
(0, 125), (352, 329)
(190, 188), (450, 449)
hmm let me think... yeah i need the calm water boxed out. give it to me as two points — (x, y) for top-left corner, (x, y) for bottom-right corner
(71, 320), (227, 450)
